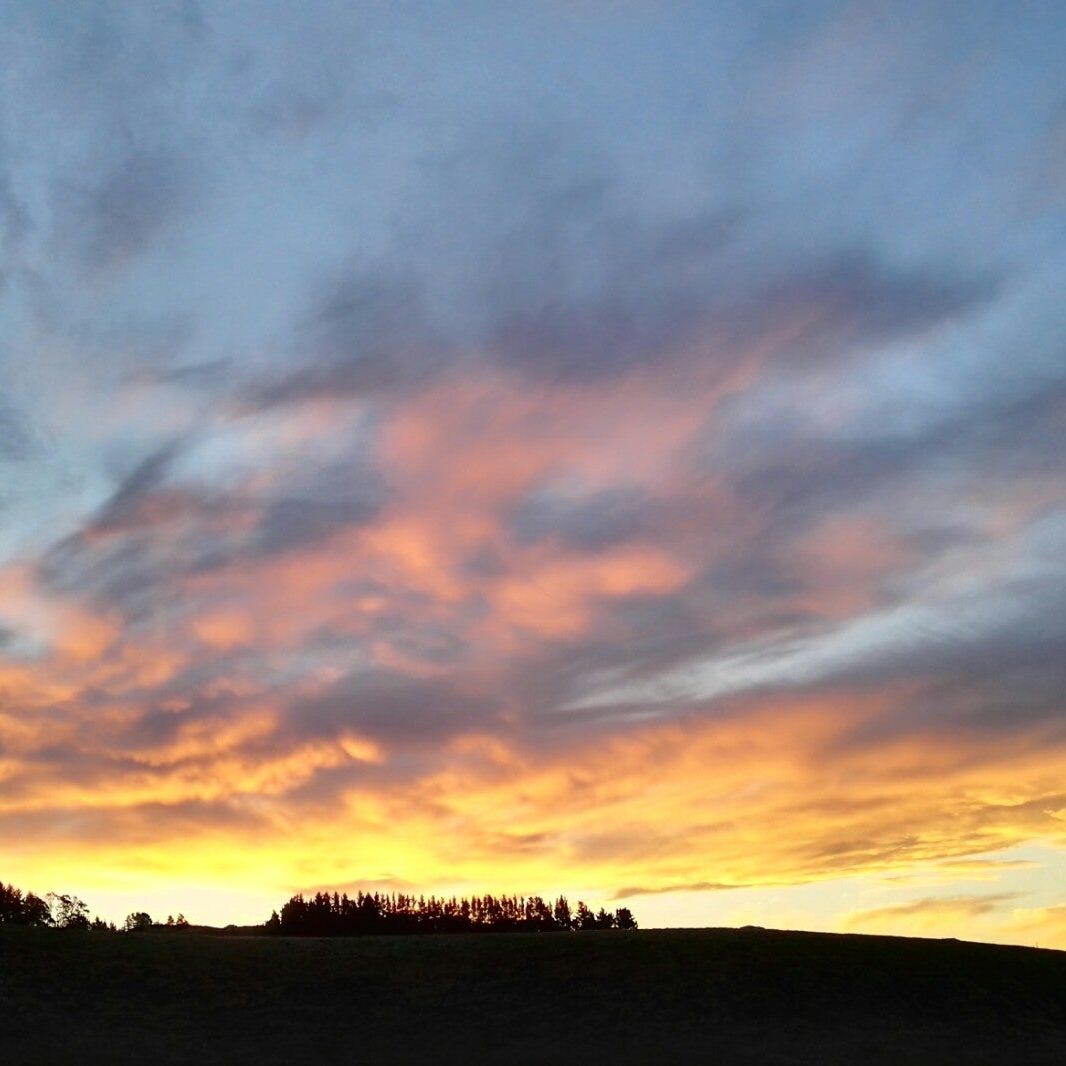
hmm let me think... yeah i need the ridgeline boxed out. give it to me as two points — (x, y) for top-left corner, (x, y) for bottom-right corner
(2, 923), (1066, 1064)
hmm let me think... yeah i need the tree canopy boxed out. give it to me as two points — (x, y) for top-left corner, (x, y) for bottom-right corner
(268, 891), (637, 936)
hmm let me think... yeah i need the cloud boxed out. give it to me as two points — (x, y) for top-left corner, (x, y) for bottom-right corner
(612, 881), (755, 900)
(1006, 904), (1066, 943)
(486, 212), (994, 385)
(0, 137), (30, 262)
(91, 440), (188, 532)
(844, 895), (1019, 934)
(282, 669), (501, 748)
(250, 456), (387, 557)
(722, 374), (1066, 536)
(253, 495), (381, 556)
(251, 272), (446, 406)
(508, 485), (649, 550)
(0, 401), (36, 461)
(879, 857), (1039, 886)
(65, 150), (191, 272)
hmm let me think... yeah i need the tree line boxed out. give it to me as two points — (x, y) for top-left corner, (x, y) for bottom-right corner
(267, 891), (637, 935)
(0, 881), (111, 930)
(2, 881), (209, 932)
(2, 879), (638, 935)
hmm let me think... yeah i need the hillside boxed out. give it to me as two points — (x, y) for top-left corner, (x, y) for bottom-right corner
(2, 926), (1065, 1064)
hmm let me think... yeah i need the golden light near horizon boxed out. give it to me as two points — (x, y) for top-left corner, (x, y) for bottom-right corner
(1, 2), (1066, 947)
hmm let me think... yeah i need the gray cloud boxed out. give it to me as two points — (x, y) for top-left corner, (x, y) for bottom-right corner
(509, 486), (649, 550)
(61, 150), (192, 273)
(0, 400), (36, 461)
(252, 272), (447, 406)
(0, 140), (30, 263)
(581, 557), (1066, 747)
(283, 669), (500, 747)
(254, 496), (378, 556)
(93, 440), (187, 532)
(446, 118), (995, 383)
(709, 368), (1066, 575)
(248, 125), (1000, 411)
(251, 458), (387, 557)
(490, 245), (995, 383)
(37, 437), (390, 623)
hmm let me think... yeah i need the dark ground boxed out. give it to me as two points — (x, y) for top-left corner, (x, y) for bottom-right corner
(2, 925), (1065, 1064)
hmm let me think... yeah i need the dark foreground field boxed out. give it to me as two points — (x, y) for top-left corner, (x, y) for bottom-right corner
(3, 926), (1066, 1064)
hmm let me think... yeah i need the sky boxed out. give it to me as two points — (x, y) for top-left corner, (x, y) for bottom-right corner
(1, 1), (1065, 942)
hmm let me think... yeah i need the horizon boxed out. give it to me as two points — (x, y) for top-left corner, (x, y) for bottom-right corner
(12, 850), (1066, 945)
(2, 2), (1066, 950)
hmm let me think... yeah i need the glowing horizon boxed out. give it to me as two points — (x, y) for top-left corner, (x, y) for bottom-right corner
(2, 2), (1066, 947)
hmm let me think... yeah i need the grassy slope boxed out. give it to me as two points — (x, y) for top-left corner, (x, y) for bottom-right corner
(2, 926), (1066, 1064)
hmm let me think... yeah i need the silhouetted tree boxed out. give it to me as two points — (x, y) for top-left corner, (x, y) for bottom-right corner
(574, 901), (597, 930)
(21, 892), (52, 927)
(265, 890), (637, 937)
(124, 911), (153, 932)
(1, 882), (54, 927)
(614, 907), (637, 930)
(48, 893), (91, 929)
(553, 896), (572, 931)
(0, 881), (28, 924)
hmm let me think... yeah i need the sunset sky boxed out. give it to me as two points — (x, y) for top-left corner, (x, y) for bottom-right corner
(2, 1), (1066, 943)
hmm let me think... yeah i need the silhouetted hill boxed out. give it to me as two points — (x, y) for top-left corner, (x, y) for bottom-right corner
(2, 925), (1065, 1064)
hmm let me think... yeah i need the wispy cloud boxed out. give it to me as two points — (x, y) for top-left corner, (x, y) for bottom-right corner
(844, 895), (1019, 935)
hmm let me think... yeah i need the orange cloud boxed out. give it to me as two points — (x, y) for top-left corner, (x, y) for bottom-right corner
(843, 894), (1017, 935)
